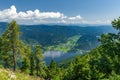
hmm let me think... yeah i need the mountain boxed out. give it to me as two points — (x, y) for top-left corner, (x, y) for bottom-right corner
(0, 22), (116, 52)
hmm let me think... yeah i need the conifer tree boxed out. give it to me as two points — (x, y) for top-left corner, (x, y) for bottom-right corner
(2, 20), (22, 71)
(112, 17), (120, 33)
(49, 59), (56, 70)
(34, 45), (43, 76)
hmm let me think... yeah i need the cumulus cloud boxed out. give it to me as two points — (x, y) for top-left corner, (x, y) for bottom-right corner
(0, 5), (110, 25)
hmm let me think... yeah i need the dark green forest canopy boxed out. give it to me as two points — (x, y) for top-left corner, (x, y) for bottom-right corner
(0, 22), (116, 52)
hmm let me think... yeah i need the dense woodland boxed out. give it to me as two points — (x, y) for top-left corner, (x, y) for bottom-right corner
(0, 17), (120, 80)
(0, 22), (115, 52)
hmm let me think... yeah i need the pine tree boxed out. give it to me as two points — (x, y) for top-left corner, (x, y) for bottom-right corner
(112, 17), (120, 33)
(49, 59), (56, 70)
(2, 20), (22, 71)
(0, 33), (12, 68)
(20, 45), (31, 74)
(34, 45), (43, 76)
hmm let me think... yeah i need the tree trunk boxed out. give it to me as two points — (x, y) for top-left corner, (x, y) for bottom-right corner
(4, 59), (9, 68)
(30, 56), (34, 75)
(12, 40), (16, 71)
(36, 59), (39, 76)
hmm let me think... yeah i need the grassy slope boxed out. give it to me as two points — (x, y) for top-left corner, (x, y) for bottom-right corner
(0, 68), (43, 80)
(45, 35), (80, 53)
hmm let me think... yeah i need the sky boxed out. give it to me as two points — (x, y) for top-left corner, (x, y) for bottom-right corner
(0, 0), (120, 25)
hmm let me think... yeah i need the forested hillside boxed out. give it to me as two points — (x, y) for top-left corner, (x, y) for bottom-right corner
(0, 22), (116, 52)
(0, 17), (120, 80)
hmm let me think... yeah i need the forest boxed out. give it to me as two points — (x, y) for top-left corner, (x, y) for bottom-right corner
(0, 22), (115, 52)
(0, 17), (120, 80)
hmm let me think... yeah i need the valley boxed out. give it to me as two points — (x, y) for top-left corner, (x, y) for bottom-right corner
(0, 22), (116, 65)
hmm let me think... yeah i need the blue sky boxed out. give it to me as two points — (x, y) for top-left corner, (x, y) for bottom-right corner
(0, 0), (120, 25)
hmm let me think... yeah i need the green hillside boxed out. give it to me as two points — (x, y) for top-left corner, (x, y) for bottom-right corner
(0, 22), (116, 52)
(45, 35), (80, 53)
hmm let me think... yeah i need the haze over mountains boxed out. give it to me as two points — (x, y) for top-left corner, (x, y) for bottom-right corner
(0, 22), (116, 52)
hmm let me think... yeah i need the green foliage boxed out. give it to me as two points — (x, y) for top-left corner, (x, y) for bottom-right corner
(62, 17), (120, 80)
(46, 59), (65, 80)
(102, 72), (120, 80)
(34, 45), (43, 76)
(39, 62), (48, 78)
(49, 59), (56, 69)
(20, 45), (31, 74)
(100, 33), (117, 44)
(0, 21), (46, 79)
(0, 20), (23, 71)
(112, 17), (120, 31)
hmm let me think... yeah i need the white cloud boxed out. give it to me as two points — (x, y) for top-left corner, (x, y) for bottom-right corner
(0, 5), (110, 25)
(68, 15), (82, 20)
(81, 20), (111, 25)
